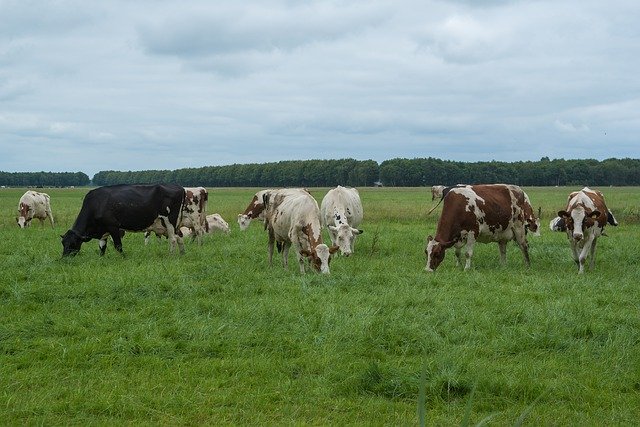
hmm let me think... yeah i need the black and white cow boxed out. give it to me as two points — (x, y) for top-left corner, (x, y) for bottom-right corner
(61, 184), (186, 256)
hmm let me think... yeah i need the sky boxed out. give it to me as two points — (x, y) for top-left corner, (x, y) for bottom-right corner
(1, 0), (639, 178)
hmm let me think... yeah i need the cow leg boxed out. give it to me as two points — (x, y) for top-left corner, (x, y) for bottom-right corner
(297, 251), (306, 274)
(144, 231), (152, 245)
(589, 237), (598, 270)
(498, 241), (507, 264)
(267, 229), (276, 267)
(282, 242), (290, 269)
(463, 236), (476, 271)
(109, 228), (124, 253)
(98, 236), (108, 255)
(454, 245), (463, 267)
(577, 237), (595, 274)
(48, 210), (55, 228)
(513, 228), (530, 267)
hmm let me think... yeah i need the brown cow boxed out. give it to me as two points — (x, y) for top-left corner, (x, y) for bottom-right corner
(425, 184), (539, 271)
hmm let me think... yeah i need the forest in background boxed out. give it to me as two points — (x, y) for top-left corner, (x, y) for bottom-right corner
(2, 157), (640, 188)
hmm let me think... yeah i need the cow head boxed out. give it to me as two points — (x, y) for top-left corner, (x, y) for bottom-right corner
(425, 236), (455, 272)
(17, 203), (31, 228)
(425, 236), (444, 272)
(237, 214), (252, 231)
(558, 207), (600, 241)
(328, 224), (362, 256)
(61, 229), (91, 256)
(209, 214), (230, 234)
(301, 244), (339, 274)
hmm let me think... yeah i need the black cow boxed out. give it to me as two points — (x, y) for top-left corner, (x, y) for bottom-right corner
(61, 184), (186, 256)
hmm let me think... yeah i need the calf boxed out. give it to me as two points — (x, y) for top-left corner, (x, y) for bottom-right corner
(425, 184), (538, 271)
(263, 191), (338, 274)
(17, 191), (54, 228)
(61, 184), (186, 256)
(320, 185), (364, 256)
(556, 187), (614, 273)
(180, 213), (230, 237)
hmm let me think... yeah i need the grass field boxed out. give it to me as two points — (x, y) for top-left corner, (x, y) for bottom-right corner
(1, 186), (639, 425)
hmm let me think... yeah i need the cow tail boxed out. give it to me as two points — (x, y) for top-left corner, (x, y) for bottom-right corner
(427, 197), (444, 216)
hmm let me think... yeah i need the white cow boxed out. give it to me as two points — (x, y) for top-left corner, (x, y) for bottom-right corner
(320, 186), (364, 256)
(17, 190), (54, 228)
(181, 213), (230, 237)
(237, 188), (309, 230)
(263, 191), (338, 274)
(431, 185), (447, 201)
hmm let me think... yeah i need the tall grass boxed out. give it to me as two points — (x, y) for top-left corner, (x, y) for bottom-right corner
(1, 186), (639, 424)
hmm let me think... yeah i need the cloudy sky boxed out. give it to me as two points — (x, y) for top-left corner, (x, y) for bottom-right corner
(1, 0), (639, 178)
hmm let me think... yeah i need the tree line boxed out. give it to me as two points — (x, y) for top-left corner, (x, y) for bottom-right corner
(0, 171), (90, 187)
(3, 157), (640, 188)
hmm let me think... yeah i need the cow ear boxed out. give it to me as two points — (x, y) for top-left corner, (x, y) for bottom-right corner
(351, 228), (363, 235)
(558, 210), (569, 218)
(300, 249), (312, 257)
(262, 193), (270, 207)
(328, 225), (337, 232)
(426, 235), (433, 242)
(590, 210), (601, 218)
(329, 245), (340, 254)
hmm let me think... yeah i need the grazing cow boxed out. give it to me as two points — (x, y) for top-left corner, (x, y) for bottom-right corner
(263, 191), (338, 274)
(61, 184), (186, 256)
(320, 185), (364, 256)
(425, 184), (538, 271)
(556, 187), (615, 274)
(17, 190), (54, 228)
(431, 185), (447, 201)
(181, 213), (230, 237)
(237, 188), (309, 230)
(550, 189), (618, 232)
(144, 186), (208, 244)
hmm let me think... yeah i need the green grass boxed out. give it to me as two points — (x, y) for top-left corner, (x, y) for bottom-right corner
(1, 186), (639, 425)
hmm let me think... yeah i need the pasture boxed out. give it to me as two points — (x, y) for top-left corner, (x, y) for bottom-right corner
(1, 186), (639, 425)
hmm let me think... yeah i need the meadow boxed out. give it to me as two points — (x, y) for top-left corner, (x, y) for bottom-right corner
(1, 186), (639, 425)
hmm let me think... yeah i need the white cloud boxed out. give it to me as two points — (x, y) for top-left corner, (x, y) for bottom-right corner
(0, 0), (639, 177)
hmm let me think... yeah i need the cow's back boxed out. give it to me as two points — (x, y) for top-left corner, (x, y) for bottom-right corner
(80, 184), (185, 231)
(321, 186), (363, 227)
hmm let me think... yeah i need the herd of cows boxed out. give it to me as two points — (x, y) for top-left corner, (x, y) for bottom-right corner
(15, 184), (618, 274)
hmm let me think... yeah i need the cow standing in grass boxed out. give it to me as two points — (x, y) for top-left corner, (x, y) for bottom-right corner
(320, 186), (363, 256)
(263, 191), (338, 274)
(556, 187), (616, 274)
(17, 190), (54, 228)
(61, 184), (186, 256)
(425, 184), (539, 271)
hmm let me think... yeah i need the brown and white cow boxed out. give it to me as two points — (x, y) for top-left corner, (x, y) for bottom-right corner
(263, 191), (338, 274)
(556, 187), (614, 274)
(144, 186), (208, 244)
(17, 190), (54, 228)
(425, 184), (539, 272)
(320, 186), (363, 256)
(237, 188), (309, 230)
